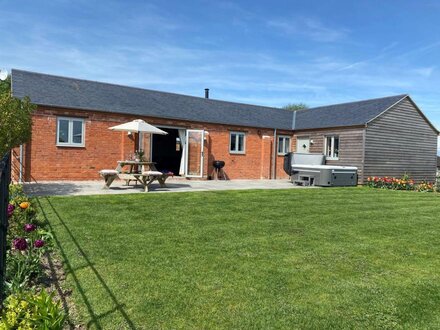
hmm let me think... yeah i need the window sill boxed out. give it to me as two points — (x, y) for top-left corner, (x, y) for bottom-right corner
(326, 157), (339, 161)
(56, 144), (85, 148)
(229, 151), (246, 155)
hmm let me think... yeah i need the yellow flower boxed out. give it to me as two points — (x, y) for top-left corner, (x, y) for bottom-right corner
(8, 296), (18, 308)
(20, 300), (28, 309)
(6, 310), (17, 325)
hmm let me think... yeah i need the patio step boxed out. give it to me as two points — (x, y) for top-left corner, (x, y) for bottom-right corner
(293, 179), (311, 187)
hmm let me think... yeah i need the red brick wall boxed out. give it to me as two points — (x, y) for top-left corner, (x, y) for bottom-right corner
(23, 109), (134, 181)
(207, 127), (279, 179)
(18, 106), (294, 181)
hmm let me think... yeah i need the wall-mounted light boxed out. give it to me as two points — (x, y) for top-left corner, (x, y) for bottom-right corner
(310, 139), (314, 145)
(127, 131), (133, 136)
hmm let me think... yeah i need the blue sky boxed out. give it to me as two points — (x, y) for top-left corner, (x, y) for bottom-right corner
(1, 1), (440, 134)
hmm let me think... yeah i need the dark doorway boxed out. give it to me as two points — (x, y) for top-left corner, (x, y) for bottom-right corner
(152, 128), (183, 175)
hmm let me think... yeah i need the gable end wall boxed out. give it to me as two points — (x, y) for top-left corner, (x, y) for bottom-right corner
(364, 98), (438, 182)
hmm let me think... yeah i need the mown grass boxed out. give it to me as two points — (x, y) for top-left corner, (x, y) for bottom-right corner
(36, 188), (440, 329)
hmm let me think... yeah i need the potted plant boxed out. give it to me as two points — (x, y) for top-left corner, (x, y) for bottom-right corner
(134, 149), (145, 162)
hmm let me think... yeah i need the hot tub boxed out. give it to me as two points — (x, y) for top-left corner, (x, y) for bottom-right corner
(290, 164), (358, 187)
(283, 152), (358, 187)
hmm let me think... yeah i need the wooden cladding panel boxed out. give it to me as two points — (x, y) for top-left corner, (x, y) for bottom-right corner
(364, 98), (438, 182)
(294, 127), (365, 183)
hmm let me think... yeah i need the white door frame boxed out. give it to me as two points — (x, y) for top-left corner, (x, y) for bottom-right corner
(185, 129), (205, 178)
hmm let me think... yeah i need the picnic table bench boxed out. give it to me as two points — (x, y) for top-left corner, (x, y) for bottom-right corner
(99, 161), (172, 192)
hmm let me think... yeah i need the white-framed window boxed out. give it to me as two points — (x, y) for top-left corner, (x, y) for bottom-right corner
(325, 136), (339, 160)
(229, 131), (246, 154)
(56, 117), (85, 147)
(278, 136), (291, 155)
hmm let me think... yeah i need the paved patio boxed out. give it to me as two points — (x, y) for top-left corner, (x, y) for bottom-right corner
(23, 178), (310, 196)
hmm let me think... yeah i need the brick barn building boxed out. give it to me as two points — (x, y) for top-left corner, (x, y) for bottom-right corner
(10, 69), (439, 183)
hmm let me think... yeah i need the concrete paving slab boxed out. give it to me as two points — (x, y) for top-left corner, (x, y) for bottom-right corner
(23, 178), (312, 196)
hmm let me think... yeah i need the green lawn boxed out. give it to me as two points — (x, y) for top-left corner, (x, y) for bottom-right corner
(37, 188), (440, 329)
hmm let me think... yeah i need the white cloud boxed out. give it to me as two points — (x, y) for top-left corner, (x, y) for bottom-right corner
(267, 17), (349, 42)
(412, 67), (435, 78)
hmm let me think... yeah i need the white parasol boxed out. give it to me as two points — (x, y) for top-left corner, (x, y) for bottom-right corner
(109, 119), (168, 135)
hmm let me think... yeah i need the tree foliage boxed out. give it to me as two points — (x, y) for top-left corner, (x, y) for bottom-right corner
(0, 76), (36, 156)
(283, 103), (308, 111)
(0, 76), (11, 95)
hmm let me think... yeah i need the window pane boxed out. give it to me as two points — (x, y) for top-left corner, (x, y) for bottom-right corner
(326, 137), (332, 157)
(238, 134), (244, 151)
(333, 137), (339, 157)
(187, 131), (203, 176)
(284, 138), (290, 153)
(230, 133), (236, 151)
(72, 120), (83, 144)
(278, 137), (283, 153)
(58, 119), (69, 143)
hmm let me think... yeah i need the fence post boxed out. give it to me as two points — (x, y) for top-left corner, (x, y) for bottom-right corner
(0, 152), (11, 304)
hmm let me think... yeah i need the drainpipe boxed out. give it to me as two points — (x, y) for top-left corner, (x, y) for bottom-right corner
(19, 144), (23, 183)
(292, 111), (297, 130)
(272, 129), (277, 179)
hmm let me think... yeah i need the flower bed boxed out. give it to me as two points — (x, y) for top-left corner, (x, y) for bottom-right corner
(367, 175), (436, 192)
(0, 185), (66, 329)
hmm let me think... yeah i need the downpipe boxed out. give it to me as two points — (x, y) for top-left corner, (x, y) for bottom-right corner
(272, 129), (277, 179)
(19, 144), (23, 184)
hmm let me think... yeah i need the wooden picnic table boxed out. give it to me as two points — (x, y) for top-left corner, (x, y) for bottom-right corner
(116, 160), (156, 175)
(100, 160), (171, 192)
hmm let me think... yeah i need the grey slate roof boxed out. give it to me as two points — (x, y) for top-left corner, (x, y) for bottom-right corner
(11, 69), (294, 130)
(11, 69), (410, 131)
(294, 94), (407, 130)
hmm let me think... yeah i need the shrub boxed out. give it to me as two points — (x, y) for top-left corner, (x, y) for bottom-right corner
(0, 77), (35, 156)
(0, 290), (66, 330)
(8, 184), (25, 200)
